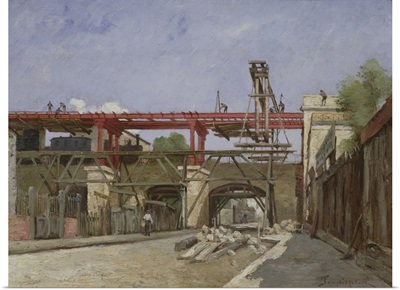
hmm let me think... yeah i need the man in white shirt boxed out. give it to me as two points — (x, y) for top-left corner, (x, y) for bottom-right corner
(143, 210), (153, 236)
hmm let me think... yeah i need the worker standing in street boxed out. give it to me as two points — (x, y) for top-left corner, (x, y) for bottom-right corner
(143, 210), (153, 236)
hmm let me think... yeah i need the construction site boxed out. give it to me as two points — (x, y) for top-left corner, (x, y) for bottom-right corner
(8, 60), (392, 287)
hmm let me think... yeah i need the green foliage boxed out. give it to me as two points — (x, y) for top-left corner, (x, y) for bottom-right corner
(153, 132), (189, 151)
(153, 132), (189, 164)
(336, 59), (391, 150)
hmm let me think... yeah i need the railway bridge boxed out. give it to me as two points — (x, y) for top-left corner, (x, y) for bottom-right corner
(9, 110), (303, 228)
(9, 110), (304, 165)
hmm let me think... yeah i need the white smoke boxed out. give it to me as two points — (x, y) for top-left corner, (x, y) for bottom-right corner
(68, 98), (129, 114)
(68, 99), (139, 134)
(94, 101), (129, 113)
(69, 98), (87, 113)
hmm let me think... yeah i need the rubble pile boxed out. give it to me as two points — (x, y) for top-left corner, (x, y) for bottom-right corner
(264, 219), (301, 235)
(176, 225), (268, 262)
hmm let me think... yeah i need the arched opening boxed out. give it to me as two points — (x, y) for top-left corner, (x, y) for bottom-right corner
(147, 185), (181, 210)
(208, 183), (266, 226)
(145, 185), (182, 231)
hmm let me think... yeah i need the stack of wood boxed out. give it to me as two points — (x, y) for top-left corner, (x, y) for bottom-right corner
(176, 225), (268, 262)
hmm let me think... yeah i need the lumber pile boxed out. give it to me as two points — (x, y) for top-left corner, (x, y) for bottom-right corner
(176, 225), (269, 262)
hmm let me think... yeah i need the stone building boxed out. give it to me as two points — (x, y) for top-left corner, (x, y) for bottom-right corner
(300, 94), (352, 221)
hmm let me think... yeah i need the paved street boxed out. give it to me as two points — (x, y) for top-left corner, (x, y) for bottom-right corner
(8, 230), (390, 288)
(249, 233), (390, 288)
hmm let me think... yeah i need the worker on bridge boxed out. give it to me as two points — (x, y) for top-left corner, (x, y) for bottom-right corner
(320, 90), (327, 106)
(279, 100), (285, 113)
(220, 102), (228, 113)
(60, 102), (67, 111)
(47, 101), (54, 113)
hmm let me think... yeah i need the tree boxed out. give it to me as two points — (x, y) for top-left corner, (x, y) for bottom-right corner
(336, 59), (392, 151)
(153, 132), (189, 164)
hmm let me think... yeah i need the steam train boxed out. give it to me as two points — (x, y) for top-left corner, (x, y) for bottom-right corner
(16, 129), (143, 163)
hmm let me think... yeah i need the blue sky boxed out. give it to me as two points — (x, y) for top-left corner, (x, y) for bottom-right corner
(6, 0), (393, 155)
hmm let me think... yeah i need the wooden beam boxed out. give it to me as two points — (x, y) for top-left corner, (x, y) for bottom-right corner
(54, 118), (76, 136)
(213, 124), (230, 141)
(234, 142), (292, 148)
(109, 187), (137, 196)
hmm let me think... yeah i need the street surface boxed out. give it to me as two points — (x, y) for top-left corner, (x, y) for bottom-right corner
(249, 234), (390, 288)
(9, 231), (263, 288)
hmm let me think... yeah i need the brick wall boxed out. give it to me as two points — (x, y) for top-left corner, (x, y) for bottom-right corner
(9, 215), (78, 241)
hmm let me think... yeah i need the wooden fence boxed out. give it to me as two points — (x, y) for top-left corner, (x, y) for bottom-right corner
(16, 189), (180, 238)
(315, 121), (392, 249)
(77, 204), (111, 237)
(313, 119), (391, 284)
(16, 191), (79, 218)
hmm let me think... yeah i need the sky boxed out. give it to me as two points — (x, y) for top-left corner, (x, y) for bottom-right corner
(6, 0), (393, 157)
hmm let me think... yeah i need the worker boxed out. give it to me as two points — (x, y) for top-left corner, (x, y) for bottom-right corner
(143, 209), (154, 236)
(279, 100), (285, 112)
(320, 90), (327, 106)
(243, 213), (248, 223)
(269, 107), (275, 113)
(60, 102), (66, 111)
(239, 211), (244, 224)
(47, 101), (54, 112)
(220, 103), (228, 113)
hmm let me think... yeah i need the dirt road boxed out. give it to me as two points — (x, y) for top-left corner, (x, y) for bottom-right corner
(9, 231), (271, 288)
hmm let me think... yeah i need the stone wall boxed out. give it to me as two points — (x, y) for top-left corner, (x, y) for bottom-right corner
(9, 132), (17, 215)
(84, 166), (118, 213)
(185, 166), (210, 228)
(300, 95), (352, 221)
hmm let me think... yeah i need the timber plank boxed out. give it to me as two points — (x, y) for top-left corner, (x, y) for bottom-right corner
(193, 242), (221, 263)
(177, 242), (209, 260)
(208, 242), (242, 260)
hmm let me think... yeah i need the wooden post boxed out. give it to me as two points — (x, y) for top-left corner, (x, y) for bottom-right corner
(233, 205), (236, 224)
(215, 90), (221, 113)
(28, 186), (36, 240)
(263, 153), (273, 230)
(257, 217), (261, 245)
(58, 190), (65, 238)
(180, 184), (186, 230)
(213, 217), (216, 242)
(255, 78), (260, 135)
(76, 195), (81, 237)
(45, 193), (50, 238)
(264, 77), (269, 141)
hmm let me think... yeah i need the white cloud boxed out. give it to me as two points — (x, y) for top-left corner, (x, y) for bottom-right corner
(226, 23), (253, 37)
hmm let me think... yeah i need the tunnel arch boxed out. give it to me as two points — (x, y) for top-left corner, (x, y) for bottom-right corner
(146, 185), (181, 209)
(208, 183), (266, 226)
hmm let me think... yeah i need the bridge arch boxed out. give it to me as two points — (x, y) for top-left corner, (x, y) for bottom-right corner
(208, 183), (266, 226)
(146, 185), (181, 209)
